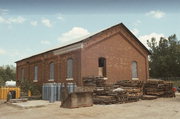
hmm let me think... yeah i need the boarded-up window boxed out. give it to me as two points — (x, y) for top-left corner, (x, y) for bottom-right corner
(132, 61), (138, 78)
(34, 66), (38, 81)
(67, 58), (73, 78)
(21, 68), (24, 81)
(50, 62), (54, 80)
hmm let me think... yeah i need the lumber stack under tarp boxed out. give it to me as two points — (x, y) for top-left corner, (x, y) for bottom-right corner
(144, 79), (175, 97)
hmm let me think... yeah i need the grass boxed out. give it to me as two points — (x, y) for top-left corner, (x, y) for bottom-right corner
(171, 80), (180, 87)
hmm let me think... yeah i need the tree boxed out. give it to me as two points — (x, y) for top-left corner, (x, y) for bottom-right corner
(0, 65), (16, 86)
(18, 79), (41, 95)
(147, 34), (180, 79)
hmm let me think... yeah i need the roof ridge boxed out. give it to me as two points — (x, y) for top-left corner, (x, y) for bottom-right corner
(15, 22), (150, 63)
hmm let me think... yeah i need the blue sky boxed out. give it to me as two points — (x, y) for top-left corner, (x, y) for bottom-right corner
(0, 0), (180, 66)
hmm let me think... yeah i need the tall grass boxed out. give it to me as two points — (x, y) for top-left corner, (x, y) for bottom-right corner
(163, 77), (180, 87)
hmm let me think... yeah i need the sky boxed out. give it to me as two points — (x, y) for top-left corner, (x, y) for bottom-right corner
(0, 0), (180, 66)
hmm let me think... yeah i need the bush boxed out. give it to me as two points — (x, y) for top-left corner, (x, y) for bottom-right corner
(18, 79), (41, 95)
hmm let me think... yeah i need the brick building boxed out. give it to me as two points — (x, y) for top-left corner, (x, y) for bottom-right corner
(16, 23), (150, 86)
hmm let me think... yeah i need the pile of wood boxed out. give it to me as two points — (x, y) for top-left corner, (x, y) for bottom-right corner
(83, 76), (106, 87)
(113, 80), (144, 102)
(114, 80), (144, 88)
(144, 79), (175, 97)
(84, 78), (175, 105)
(93, 80), (144, 104)
(93, 86), (128, 104)
(142, 95), (158, 100)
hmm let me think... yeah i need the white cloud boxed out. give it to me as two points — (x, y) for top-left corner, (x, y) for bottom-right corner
(57, 16), (64, 20)
(0, 16), (25, 24)
(30, 21), (38, 26)
(8, 16), (25, 23)
(146, 10), (165, 19)
(55, 13), (64, 21)
(131, 28), (139, 36)
(57, 27), (90, 43)
(41, 18), (52, 28)
(0, 9), (8, 15)
(138, 33), (164, 48)
(40, 40), (51, 45)
(0, 49), (6, 55)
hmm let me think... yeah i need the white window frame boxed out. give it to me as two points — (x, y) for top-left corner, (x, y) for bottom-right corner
(66, 58), (73, 80)
(33, 65), (38, 82)
(21, 68), (24, 81)
(49, 62), (55, 81)
(131, 61), (139, 80)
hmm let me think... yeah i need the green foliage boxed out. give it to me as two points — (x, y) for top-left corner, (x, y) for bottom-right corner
(0, 65), (16, 86)
(18, 79), (41, 95)
(147, 34), (180, 79)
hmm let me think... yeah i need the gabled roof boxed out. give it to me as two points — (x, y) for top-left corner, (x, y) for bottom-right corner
(15, 23), (150, 63)
(120, 23), (151, 55)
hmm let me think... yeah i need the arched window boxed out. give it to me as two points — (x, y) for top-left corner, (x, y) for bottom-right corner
(98, 57), (106, 77)
(131, 61), (138, 79)
(59, 63), (61, 80)
(50, 62), (54, 80)
(67, 58), (73, 79)
(34, 65), (38, 81)
(21, 68), (24, 81)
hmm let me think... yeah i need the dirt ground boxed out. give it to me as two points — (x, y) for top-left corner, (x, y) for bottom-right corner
(1, 94), (180, 119)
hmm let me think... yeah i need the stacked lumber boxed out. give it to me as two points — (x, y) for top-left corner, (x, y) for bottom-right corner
(93, 80), (144, 104)
(93, 96), (117, 104)
(123, 87), (141, 102)
(144, 79), (175, 97)
(83, 76), (106, 87)
(88, 79), (174, 105)
(142, 95), (158, 100)
(93, 87), (128, 104)
(113, 80), (144, 102)
(114, 80), (144, 88)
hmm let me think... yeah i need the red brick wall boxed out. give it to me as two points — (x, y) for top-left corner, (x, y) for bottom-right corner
(16, 25), (149, 86)
(16, 50), (81, 85)
(81, 26), (149, 84)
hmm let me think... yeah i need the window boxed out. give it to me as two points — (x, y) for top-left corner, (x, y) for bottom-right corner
(49, 62), (54, 80)
(98, 57), (106, 77)
(34, 66), (38, 82)
(67, 58), (73, 79)
(59, 64), (61, 80)
(21, 68), (24, 81)
(131, 61), (138, 79)
(99, 57), (106, 67)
